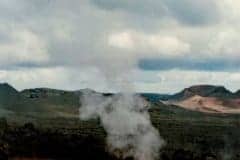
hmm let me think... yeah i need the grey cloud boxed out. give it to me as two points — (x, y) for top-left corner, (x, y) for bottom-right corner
(90, 0), (220, 25)
(90, 0), (166, 18)
(0, 0), (51, 24)
(138, 58), (240, 72)
(0, 0), (239, 93)
(0, 0), (232, 73)
(0, 0), (118, 69)
(162, 0), (220, 25)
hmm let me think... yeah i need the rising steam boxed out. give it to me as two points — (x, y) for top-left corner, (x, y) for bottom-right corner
(79, 91), (164, 160)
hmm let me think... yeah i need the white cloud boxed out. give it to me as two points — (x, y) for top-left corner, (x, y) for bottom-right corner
(218, 0), (240, 23)
(207, 28), (240, 58)
(2, 66), (240, 94)
(133, 69), (240, 93)
(108, 30), (190, 57)
(108, 31), (134, 49)
(0, 67), (109, 92)
(0, 29), (49, 65)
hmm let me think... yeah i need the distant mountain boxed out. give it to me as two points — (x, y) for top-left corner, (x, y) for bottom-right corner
(162, 85), (240, 114)
(235, 90), (240, 96)
(0, 83), (18, 95)
(169, 85), (234, 100)
(0, 83), (20, 109)
(140, 93), (171, 102)
(20, 88), (80, 115)
(0, 85), (80, 116)
(0, 83), (240, 115)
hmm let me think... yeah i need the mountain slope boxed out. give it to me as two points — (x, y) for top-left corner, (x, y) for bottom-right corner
(19, 88), (80, 116)
(172, 95), (240, 113)
(0, 85), (80, 116)
(0, 83), (21, 109)
(169, 85), (234, 100)
(0, 83), (240, 115)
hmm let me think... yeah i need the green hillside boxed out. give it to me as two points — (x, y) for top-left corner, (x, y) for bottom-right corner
(0, 84), (80, 117)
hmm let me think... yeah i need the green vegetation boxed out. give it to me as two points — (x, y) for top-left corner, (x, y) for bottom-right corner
(1, 102), (240, 159)
(0, 83), (240, 159)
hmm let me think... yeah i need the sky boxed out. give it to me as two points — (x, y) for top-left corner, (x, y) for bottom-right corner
(0, 0), (240, 93)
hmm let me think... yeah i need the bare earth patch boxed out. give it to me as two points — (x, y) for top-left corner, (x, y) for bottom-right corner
(169, 95), (240, 114)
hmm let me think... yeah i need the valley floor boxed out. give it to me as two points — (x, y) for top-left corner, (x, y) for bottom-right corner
(1, 104), (240, 160)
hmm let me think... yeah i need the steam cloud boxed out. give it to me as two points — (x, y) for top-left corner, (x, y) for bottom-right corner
(79, 91), (164, 160)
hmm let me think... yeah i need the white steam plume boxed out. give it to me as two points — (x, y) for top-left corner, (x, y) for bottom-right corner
(78, 48), (164, 159)
(79, 90), (164, 160)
